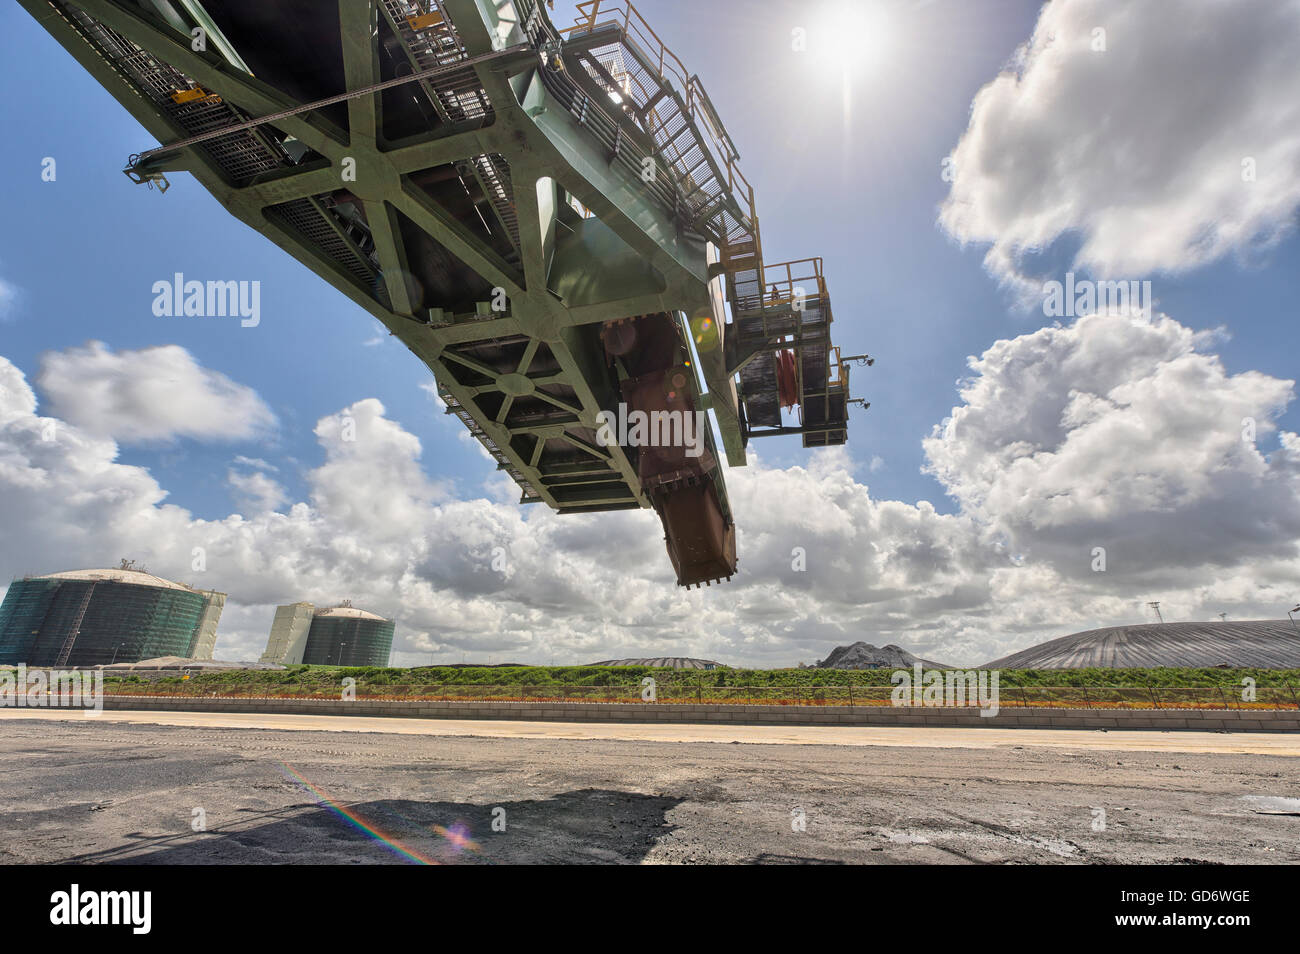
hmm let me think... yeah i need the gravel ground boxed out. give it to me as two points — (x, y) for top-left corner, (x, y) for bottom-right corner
(0, 718), (1296, 864)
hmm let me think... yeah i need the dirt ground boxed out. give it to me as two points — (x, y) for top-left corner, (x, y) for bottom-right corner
(0, 714), (1296, 864)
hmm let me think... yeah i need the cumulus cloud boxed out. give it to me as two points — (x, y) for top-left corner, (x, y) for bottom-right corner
(924, 312), (1300, 583)
(310, 399), (452, 536)
(227, 468), (288, 514)
(0, 358), (37, 424)
(2, 309), (1298, 666)
(940, 0), (1300, 289)
(37, 341), (276, 444)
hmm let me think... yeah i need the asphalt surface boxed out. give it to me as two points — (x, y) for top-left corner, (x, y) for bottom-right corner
(1, 713), (1297, 864)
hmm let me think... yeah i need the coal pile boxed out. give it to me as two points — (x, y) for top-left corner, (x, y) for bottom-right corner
(814, 642), (951, 670)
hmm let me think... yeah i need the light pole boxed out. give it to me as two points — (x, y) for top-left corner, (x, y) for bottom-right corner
(1288, 605), (1300, 637)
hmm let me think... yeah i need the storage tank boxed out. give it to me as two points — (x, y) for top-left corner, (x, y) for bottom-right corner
(300, 603), (394, 667)
(0, 564), (226, 666)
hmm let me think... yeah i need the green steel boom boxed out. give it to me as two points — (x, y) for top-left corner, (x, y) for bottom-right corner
(22, 0), (862, 587)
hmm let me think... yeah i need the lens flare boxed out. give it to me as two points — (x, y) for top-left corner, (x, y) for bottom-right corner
(279, 762), (451, 865)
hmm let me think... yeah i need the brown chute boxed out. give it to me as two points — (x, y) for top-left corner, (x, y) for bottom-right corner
(777, 349), (799, 410)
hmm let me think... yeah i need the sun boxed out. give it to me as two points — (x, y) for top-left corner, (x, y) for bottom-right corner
(815, 1), (894, 77)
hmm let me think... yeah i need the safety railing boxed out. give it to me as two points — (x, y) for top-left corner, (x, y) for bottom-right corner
(733, 258), (829, 314)
(827, 345), (848, 391)
(96, 681), (1300, 709)
(567, 0), (693, 100)
(561, 0), (758, 250)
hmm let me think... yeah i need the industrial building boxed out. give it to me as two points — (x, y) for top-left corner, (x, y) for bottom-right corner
(982, 620), (1300, 669)
(0, 564), (226, 667)
(260, 602), (394, 667)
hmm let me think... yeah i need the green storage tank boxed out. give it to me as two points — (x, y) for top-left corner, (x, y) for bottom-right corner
(0, 567), (225, 666)
(300, 604), (394, 667)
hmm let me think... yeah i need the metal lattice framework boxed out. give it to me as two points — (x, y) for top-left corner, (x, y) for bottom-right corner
(21, 0), (861, 586)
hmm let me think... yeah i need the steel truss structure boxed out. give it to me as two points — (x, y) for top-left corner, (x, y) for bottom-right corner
(22, 0), (865, 586)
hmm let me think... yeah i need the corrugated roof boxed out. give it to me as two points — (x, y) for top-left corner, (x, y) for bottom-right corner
(590, 657), (724, 669)
(982, 620), (1300, 669)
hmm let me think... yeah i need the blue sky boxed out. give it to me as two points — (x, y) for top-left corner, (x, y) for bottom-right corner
(3, 0), (1297, 515)
(2, 0), (1299, 666)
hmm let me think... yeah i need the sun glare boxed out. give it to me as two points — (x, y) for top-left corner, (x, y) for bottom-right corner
(817, 2), (893, 76)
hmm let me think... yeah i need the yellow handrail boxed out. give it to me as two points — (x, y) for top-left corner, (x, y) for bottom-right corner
(563, 0), (758, 241)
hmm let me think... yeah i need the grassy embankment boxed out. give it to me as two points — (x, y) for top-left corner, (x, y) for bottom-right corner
(84, 664), (1300, 708)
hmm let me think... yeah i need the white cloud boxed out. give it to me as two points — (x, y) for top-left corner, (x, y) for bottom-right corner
(233, 455), (278, 472)
(922, 312), (1299, 578)
(37, 341), (276, 444)
(940, 0), (1300, 289)
(309, 398), (451, 537)
(0, 357), (37, 424)
(1, 309), (1298, 667)
(227, 468), (288, 514)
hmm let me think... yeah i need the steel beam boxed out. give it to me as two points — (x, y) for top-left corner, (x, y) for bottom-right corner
(70, 0), (346, 157)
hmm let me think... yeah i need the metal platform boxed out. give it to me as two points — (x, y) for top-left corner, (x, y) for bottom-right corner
(22, 0), (866, 586)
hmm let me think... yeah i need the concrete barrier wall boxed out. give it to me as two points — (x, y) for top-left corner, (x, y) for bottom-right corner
(100, 695), (1300, 732)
